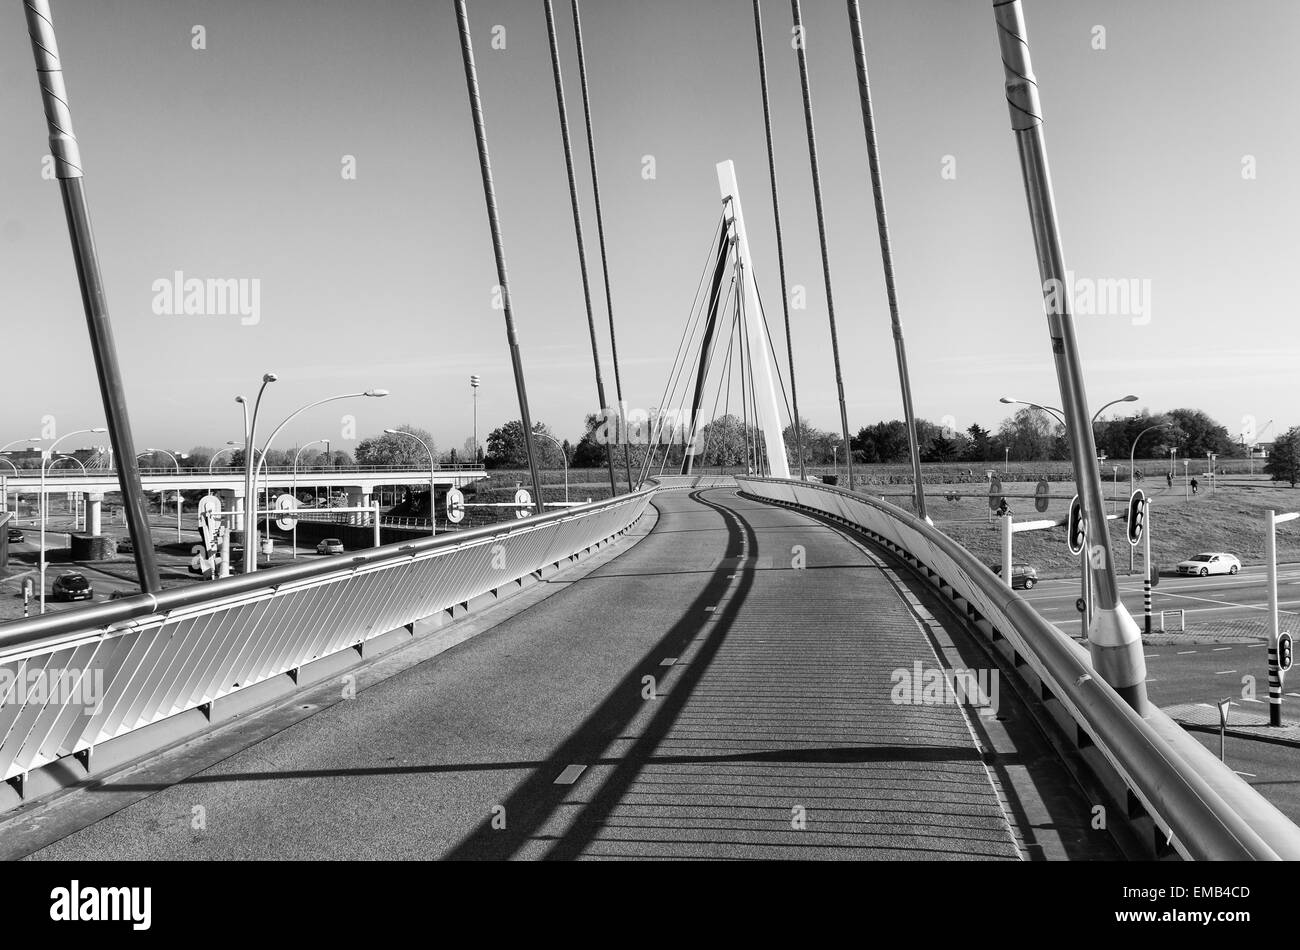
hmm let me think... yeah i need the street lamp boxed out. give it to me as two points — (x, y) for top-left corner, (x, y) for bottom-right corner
(208, 441), (243, 474)
(139, 448), (185, 542)
(533, 431), (570, 504)
(1000, 396), (1066, 427)
(47, 454), (88, 530)
(1183, 459), (1189, 500)
(40, 427), (107, 613)
(247, 389), (389, 571)
(291, 439), (329, 556)
(237, 373), (278, 573)
(0, 438), (41, 513)
(1128, 422), (1172, 571)
(384, 429), (437, 535)
(470, 375), (481, 466)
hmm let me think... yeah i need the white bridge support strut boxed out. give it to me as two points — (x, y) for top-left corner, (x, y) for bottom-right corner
(717, 160), (790, 480)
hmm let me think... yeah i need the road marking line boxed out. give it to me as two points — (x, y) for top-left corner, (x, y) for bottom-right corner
(1212, 647), (1233, 652)
(1241, 698), (1264, 703)
(1214, 670), (1238, 675)
(554, 764), (587, 785)
(660, 657), (677, 666)
(1234, 771), (1257, 778)
(1177, 650), (1197, 655)
(1144, 654), (1160, 658)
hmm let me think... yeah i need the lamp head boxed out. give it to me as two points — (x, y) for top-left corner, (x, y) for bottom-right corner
(365, 389), (389, 397)
(91, 427), (107, 433)
(384, 428), (398, 435)
(262, 373), (278, 383)
(999, 397), (1016, 405)
(235, 395), (247, 405)
(1120, 395), (1139, 403)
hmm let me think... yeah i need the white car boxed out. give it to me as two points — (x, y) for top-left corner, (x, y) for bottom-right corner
(316, 538), (344, 555)
(1176, 552), (1241, 577)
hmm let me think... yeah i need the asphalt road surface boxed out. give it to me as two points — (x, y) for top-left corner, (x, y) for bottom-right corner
(9, 489), (1114, 861)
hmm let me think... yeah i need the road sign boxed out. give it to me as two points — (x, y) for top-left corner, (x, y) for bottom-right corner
(446, 488), (465, 524)
(1075, 597), (1086, 614)
(988, 476), (1002, 511)
(1127, 489), (1146, 546)
(1067, 495), (1085, 555)
(514, 488), (532, 519)
(1034, 479), (1049, 513)
(197, 494), (223, 521)
(1280, 632), (1294, 673)
(275, 494), (296, 531)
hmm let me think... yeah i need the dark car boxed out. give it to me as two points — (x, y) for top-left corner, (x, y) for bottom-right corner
(6, 527), (22, 544)
(991, 562), (1039, 590)
(52, 572), (94, 602)
(114, 536), (134, 554)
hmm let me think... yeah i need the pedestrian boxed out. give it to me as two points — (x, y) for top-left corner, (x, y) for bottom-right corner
(1191, 477), (1199, 494)
(1166, 471), (1173, 489)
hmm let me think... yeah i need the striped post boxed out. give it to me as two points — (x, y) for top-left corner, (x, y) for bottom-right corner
(1143, 498), (1153, 633)
(1267, 510), (1281, 726)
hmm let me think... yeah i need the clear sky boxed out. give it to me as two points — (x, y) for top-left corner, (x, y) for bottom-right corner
(2, 0), (1296, 456)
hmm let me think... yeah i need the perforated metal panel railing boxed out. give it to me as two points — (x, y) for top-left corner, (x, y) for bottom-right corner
(736, 476), (1300, 861)
(0, 487), (654, 783)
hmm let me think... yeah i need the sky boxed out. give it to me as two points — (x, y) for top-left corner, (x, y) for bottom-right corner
(1, 0), (1297, 457)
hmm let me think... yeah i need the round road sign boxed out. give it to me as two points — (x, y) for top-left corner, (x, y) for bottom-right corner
(514, 488), (532, 519)
(1075, 597), (1086, 614)
(988, 476), (1003, 511)
(1035, 479), (1049, 513)
(275, 494), (297, 531)
(446, 488), (465, 524)
(198, 494), (223, 521)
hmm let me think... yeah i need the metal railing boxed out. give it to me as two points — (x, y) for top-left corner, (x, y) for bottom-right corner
(7, 464), (486, 478)
(736, 476), (1300, 861)
(0, 486), (654, 785)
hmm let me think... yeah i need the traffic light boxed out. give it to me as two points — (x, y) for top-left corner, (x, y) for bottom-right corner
(1067, 495), (1086, 555)
(1127, 489), (1147, 546)
(1280, 633), (1293, 673)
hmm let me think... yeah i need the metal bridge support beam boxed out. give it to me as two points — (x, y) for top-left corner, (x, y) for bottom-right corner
(716, 160), (790, 480)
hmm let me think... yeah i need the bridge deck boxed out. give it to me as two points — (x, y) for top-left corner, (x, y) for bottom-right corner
(15, 489), (1104, 860)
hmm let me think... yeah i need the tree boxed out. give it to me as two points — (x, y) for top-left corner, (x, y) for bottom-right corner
(1265, 427), (1300, 488)
(964, 424), (994, 462)
(484, 420), (556, 469)
(1166, 409), (1238, 459)
(852, 421), (911, 464)
(698, 414), (751, 467)
(356, 426), (436, 467)
(997, 408), (1060, 461)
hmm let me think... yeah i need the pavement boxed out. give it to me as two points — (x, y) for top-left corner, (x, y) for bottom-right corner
(4, 488), (1115, 861)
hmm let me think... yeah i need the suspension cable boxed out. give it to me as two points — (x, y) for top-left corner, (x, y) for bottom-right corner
(791, 0), (854, 489)
(848, 0), (927, 518)
(571, 0), (633, 491)
(639, 216), (725, 485)
(455, 0), (545, 514)
(753, 0), (805, 480)
(543, 0), (618, 498)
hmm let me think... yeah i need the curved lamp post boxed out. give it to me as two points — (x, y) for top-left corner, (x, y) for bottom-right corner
(237, 374), (278, 572)
(245, 389), (389, 572)
(48, 454), (88, 530)
(533, 431), (569, 504)
(40, 427), (106, 613)
(291, 439), (329, 557)
(138, 448), (184, 542)
(384, 429), (436, 536)
(0, 438), (40, 511)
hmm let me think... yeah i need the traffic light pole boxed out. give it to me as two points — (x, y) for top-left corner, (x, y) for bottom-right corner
(993, 0), (1146, 713)
(1266, 510), (1297, 726)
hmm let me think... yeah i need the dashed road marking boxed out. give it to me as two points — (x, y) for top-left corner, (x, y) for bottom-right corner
(554, 764), (587, 785)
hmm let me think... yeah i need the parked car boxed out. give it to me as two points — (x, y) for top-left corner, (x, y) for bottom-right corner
(1176, 552), (1241, 577)
(317, 538), (344, 555)
(114, 536), (134, 554)
(990, 562), (1039, 590)
(6, 527), (23, 544)
(52, 572), (94, 602)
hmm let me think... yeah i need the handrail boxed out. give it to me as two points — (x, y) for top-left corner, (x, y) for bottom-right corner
(736, 475), (1300, 861)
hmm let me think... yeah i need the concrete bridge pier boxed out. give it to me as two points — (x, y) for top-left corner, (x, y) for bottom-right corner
(83, 492), (103, 536)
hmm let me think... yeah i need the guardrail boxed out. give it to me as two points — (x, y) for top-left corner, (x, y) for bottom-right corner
(0, 485), (655, 792)
(5, 464), (487, 478)
(736, 476), (1300, 861)
(644, 474), (738, 490)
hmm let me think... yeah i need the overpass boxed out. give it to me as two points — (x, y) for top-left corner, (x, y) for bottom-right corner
(0, 465), (485, 535)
